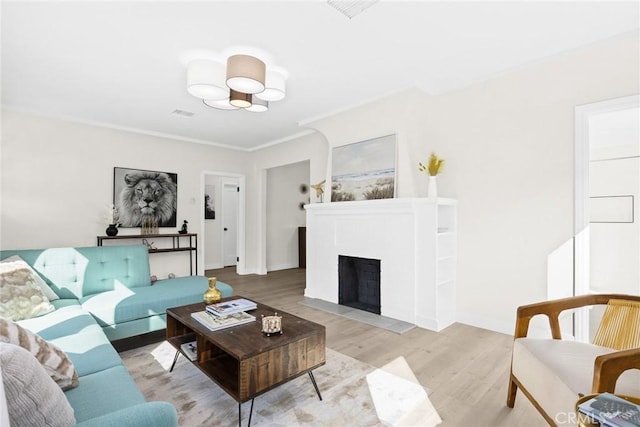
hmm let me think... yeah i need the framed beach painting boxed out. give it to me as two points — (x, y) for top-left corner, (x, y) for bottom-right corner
(331, 134), (396, 202)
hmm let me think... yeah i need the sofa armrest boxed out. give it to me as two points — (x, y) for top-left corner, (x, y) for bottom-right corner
(514, 294), (640, 339)
(592, 347), (640, 393)
(74, 402), (178, 427)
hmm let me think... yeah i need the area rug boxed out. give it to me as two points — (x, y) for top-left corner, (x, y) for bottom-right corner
(120, 341), (441, 426)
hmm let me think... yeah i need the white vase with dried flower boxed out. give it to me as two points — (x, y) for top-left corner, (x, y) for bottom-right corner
(418, 153), (444, 198)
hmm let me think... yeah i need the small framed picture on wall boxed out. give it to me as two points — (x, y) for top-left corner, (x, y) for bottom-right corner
(205, 184), (215, 220)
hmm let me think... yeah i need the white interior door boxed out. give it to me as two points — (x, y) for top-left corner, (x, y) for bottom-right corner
(222, 181), (239, 267)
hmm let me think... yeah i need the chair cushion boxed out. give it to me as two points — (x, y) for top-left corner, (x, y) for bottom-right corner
(513, 338), (640, 425)
(0, 318), (79, 390)
(0, 342), (76, 427)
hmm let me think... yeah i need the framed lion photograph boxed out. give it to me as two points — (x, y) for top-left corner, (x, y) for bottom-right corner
(113, 167), (178, 228)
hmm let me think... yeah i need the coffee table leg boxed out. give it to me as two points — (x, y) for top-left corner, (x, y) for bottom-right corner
(169, 350), (180, 373)
(238, 399), (255, 427)
(308, 371), (322, 401)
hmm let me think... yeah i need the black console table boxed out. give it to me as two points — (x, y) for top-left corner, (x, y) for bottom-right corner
(96, 233), (198, 275)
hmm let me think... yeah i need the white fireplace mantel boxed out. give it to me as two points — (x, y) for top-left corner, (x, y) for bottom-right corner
(304, 197), (457, 331)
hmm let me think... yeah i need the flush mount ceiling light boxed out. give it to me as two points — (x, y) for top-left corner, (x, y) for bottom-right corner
(245, 96), (269, 113)
(187, 59), (228, 100)
(226, 54), (266, 94)
(229, 89), (252, 109)
(202, 98), (238, 111)
(186, 50), (286, 113)
(255, 68), (287, 102)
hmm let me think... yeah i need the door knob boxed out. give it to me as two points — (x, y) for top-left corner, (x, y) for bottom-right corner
(224, 228), (228, 231)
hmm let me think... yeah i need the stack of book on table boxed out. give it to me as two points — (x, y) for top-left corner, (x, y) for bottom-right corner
(191, 298), (257, 331)
(578, 393), (640, 427)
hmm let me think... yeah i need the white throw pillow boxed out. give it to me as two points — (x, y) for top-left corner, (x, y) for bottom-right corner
(0, 255), (59, 301)
(0, 342), (76, 427)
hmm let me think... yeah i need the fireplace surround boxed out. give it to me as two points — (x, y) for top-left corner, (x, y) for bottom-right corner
(304, 198), (457, 331)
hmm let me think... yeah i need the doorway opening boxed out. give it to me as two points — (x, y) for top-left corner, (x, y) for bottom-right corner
(574, 94), (640, 341)
(201, 172), (245, 275)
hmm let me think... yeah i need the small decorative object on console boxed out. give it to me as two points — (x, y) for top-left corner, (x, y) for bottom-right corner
(141, 217), (159, 234)
(104, 204), (120, 236)
(203, 277), (222, 304)
(141, 238), (156, 251)
(168, 273), (175, 279)
(105, 224), (119, 237)
(178, 220), (188, 234)
(261, 313), (283, 336)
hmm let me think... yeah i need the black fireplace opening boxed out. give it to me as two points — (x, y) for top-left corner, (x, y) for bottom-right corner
(338, 255), (381, 315)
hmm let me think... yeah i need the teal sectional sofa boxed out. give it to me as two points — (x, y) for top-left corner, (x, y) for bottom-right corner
(0, 244), (233, 426)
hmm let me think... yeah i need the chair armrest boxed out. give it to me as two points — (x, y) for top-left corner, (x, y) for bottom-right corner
(592, 348), (640, 393)
(514, 294), (639, 339)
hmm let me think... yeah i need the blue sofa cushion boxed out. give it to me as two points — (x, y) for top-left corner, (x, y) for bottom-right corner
(64, 365), (147, 423)
(79, 276), (232, 327)
(16, 305), (123, 376)
(0, 246), (151, 299)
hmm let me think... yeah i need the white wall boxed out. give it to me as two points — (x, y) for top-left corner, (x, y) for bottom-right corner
(0, 110), (248, 277)
(301, 31), (639, 334)
(266, 160), (309, 271)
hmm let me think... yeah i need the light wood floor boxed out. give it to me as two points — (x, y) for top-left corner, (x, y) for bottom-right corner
(206, 267), (546, 426)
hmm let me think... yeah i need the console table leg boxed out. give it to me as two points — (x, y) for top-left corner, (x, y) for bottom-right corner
(169, 350), (180, 373)
(308, 371), (322, 401)
(238, 399), (255, 427)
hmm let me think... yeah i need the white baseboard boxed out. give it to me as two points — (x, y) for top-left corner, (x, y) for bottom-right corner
(456, 311), (558, 338)
(267, 262), (298, 272)
(456, 311), (515, 336)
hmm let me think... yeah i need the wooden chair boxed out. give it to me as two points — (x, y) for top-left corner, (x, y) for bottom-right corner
(506, 294), (640, 426)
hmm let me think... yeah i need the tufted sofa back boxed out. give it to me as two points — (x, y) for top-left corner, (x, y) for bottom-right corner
(0, 245), (151, 299)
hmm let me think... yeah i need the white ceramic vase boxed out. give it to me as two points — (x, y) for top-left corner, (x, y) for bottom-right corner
(428, 175), (438, 198)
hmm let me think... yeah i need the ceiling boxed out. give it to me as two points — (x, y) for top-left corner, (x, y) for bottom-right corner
(2, 1), (639, 151)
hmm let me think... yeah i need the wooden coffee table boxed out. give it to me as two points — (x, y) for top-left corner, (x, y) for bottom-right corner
(166, 297), (326, 426)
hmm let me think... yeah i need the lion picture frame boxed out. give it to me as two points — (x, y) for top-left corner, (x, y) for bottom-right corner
(113, 167), (178, 228)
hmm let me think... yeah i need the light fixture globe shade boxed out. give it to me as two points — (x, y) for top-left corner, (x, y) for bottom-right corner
(246, 96), (269, 113)
(187, 59), (228, 100)
(226, 54), (266, 94)
(229, 89), (252, 108)
(202, 98), (238, 111)
(255, 69), (286, 102)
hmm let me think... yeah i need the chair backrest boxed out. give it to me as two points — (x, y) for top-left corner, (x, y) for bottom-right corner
(592, 299), (640, 350)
